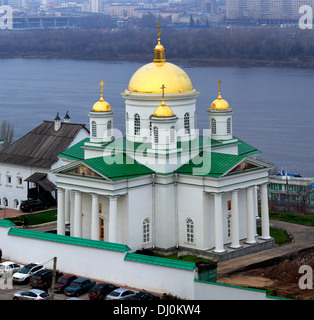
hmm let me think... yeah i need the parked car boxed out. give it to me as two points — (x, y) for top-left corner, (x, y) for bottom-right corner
(0, 261), (23, 277)
(30, 269), (63, 291)
(88, 282), (119, 300)
(12, 263), (44, 284)
(105, 288), (137, 300)
(20, 199), (49, 212)
(131, 291), (160, 300)
(54, 274), (77, 293)
(64, 278), (96, 297)
(13, 289), (51, 300)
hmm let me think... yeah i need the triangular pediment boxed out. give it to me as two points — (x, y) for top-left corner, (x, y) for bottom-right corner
(228, 161), (259, 174)
(65, 164), (102, 178)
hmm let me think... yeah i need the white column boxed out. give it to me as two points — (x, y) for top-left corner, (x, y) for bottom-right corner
(91, 193), (100, 241)
(214, 193), (225, 253)
(70, 190), (75, 236)
(57, 188), (65, 235)
(260, 183), (271, 239)
(108, 196), (118, 243)
(246, 186), (257, 244)
(73, 191), (82, 238)
(64, 189), (70, 224)
(230, 190), (241, 248)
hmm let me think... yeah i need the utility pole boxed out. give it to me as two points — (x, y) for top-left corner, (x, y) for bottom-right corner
(50, 257), (57, 300)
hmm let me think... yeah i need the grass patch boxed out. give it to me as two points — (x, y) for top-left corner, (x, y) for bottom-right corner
(6, 209), (57, 226)
(268, 211), (314, 227)
(257, 226), (292, 245)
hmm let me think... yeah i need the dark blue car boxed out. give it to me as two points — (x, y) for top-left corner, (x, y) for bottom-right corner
(64, 278), (96, 297)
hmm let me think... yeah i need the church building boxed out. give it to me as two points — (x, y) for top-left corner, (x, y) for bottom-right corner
(53, 25), (274, 260)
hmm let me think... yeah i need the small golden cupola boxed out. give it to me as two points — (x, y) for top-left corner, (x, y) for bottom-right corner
(211, 79), (230, 110)
(153, 84), (175, 117)
(92, 81), (112, 112)
(154, 22), (166, 63)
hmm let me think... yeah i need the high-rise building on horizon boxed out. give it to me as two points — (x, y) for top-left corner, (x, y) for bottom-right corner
(226, 0), (314, 20)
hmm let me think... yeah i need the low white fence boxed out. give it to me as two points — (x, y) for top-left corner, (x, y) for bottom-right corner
(0, 221), (278, 300)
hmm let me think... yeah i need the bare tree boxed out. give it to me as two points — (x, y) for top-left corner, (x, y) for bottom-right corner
(0, 121), (14, 150)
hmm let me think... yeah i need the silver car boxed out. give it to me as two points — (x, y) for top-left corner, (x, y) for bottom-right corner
(105, 288), (137, 300)
(0, 261), (23, 276)
(13, 289), (51, 300)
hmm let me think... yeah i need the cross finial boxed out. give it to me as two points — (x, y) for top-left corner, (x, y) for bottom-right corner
(99, 80), (104, 97)
(217, 79), (222, 95)
(157, 22), (161, 43)
(161, 84), (166, 101)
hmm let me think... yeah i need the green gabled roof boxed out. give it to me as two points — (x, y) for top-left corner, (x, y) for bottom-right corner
(125, 253), (195, 270)
(176, 152), (247, 178)
(82, 153), (154, 181)
(237, 138), (260, 156)
(59, 137), (89, 160)
(8, 227), (131, 252)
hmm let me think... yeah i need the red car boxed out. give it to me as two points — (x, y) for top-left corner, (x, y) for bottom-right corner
(54, 274), (77, 293)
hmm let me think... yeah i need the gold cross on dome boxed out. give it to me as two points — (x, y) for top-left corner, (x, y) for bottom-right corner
(157, 22), (161, 42)
(161, 84), (166, 100)
(217, 79), (222, 95)
(99, 80), (104, 97)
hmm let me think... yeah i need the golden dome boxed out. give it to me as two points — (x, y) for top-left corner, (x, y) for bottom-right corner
(154, 98), (174, 117)
(211, 79), (230, 110)
(92, 97), (111, 112)
(127, 23), (194, 94)
(92, 80), (112, 112)
(128, 62), (194, 94)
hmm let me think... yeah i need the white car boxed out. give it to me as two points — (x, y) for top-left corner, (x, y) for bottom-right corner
(13, 289), (51, 301)
(12, 263), (43, 284)
(0, 261), (23, 276)
(105, 288), (137, 300)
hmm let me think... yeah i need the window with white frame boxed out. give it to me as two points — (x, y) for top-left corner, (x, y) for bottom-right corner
(134, 113), (140, 135)
(143, 218), (150, 243)
(227, 118), (231, 134)
(186, 218), (194, 243)
(91, 121), (97, 137)
(211, 118), (216, 134)
(153, 126), (158, 144)
(170, 126), (175, 143)
(184, 112), (190, 134)
(6, 172), (12, 186)
(107, 120), (112, 137)
(17, 173), (23, 187)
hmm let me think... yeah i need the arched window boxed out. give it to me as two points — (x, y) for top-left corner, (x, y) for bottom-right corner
(184, 113), (190, 134)
(143, 218), (150, 243)
(17, 173), (23, 187)
(211, 118), (216, 134)
(91, 121), (97, 137)
(153, 126), (158, 144)
(170, 126), (175, 143)
(227, 118), (231, 134)
(186, 218), (194, 243)
(134, 113), (140, 135)
(107, 120), (112, 137)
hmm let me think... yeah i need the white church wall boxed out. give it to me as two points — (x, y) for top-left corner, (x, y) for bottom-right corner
(127, 184), (153, 250)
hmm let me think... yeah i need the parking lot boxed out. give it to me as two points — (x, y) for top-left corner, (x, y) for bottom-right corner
(0, 280), (90, 300)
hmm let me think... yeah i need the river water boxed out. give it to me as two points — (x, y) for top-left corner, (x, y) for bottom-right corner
(0, 58), (313, 176)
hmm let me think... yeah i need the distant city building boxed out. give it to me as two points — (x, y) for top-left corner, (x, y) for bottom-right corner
(108, 3), (138, 18)
(90, 0), (101, 13)
(268, 172), (314, 210)
(226, 0), (313, 21)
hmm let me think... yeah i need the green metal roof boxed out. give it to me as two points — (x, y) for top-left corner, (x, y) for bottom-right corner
(8, 227), (131, 252)
(58, 137), (89, 160)
(125, 253), (195, 270)
(237, 138), (260, 156)
(0, 219), (16, 227)
(176, 152), (247, 178)
(82, 154), (154, 181)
